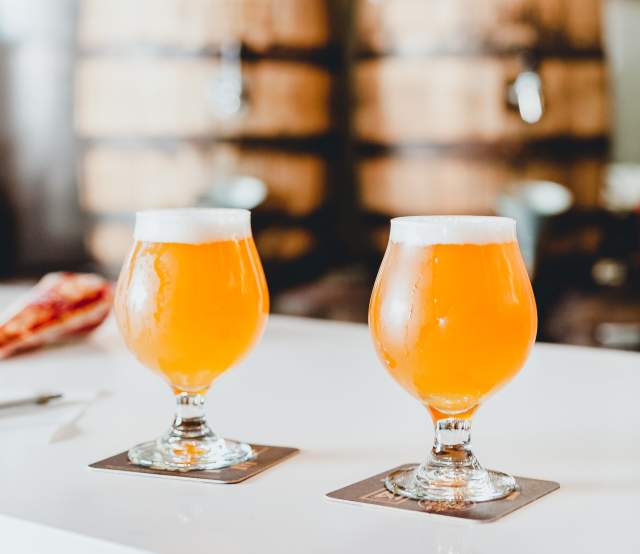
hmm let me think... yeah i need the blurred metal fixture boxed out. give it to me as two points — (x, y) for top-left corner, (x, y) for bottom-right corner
(207, 41), (247, 120)
(603, 163), (640, 211)
(592, 258), (627, 287)
(197, 144), (267, 210)
(517, 180), (573, 216)
(595, 322), (640, 350)
(499, 180), (573, 272)
(200, 175), (267, 210)
(508, 70), (545, 124)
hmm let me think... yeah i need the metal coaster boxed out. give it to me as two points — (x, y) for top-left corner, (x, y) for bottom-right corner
(326, 464), (559, 523)
(90, 444), (298, 484)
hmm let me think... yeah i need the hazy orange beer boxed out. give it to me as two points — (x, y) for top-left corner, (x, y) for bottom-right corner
(370, 240), (536, 419)
(116, 239), (268, 394)
(115, 209), (268, 471)
(369, 216), (537, 502)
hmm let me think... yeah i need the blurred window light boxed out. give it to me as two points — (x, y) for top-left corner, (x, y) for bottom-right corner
(0, 0), (75, 42)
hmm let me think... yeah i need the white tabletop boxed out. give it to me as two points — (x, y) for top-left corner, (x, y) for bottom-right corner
(0, 285), (639, 553)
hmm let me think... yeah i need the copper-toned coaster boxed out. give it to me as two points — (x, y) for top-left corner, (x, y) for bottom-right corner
(90, 444), (298, 484)
(327, 464), (559, 523)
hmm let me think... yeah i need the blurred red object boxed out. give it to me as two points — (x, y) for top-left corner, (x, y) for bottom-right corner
(0, 273), (113, 359)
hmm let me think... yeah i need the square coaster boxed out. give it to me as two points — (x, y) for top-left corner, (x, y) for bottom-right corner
(90, 444), (298, 484)
(326, 464), (559, 523)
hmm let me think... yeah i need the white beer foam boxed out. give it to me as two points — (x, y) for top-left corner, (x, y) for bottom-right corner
(390, 216), (516, 246)
(134, 209), (251, 243)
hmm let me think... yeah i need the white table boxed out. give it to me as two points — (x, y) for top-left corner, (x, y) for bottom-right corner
(0, 285), (639, 553)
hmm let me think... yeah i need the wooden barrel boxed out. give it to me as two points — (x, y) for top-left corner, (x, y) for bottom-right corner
(76, 0), (338, 289)
(356, 0), (603, 55)
(75, 59), (332, 139)
(354, 0), (610, 258)
(360, 148), (604, 254)
(79, 0), (332, 53)
(359, 151), (603, 218)
(79, 143), (327, 217)
(355, 57), (609, 145)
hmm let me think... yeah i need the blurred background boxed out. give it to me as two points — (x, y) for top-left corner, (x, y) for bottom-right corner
(0, 0), (639, 349)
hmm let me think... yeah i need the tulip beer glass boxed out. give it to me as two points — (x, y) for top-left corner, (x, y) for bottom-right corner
(115, 209), (269, 471)
(369, 216), (537, 501)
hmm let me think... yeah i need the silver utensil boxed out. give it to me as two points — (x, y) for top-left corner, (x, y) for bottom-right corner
(0, 393), (63, 410)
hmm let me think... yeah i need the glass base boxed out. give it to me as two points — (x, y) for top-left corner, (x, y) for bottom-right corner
(384, 464), (517, 503)
(128, 434), (254, 472)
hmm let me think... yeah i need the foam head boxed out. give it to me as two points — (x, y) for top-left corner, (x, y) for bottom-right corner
(389, 216), (516, 246)
(134, 209), (251, 244)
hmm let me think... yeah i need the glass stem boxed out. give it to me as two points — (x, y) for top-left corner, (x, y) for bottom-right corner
(170, 393), (214, 440)
(428, 418), (481, 471)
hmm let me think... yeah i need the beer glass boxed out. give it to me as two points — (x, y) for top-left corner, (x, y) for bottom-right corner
(369, 216), (537, 501)
(115, 209), (269, 471)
